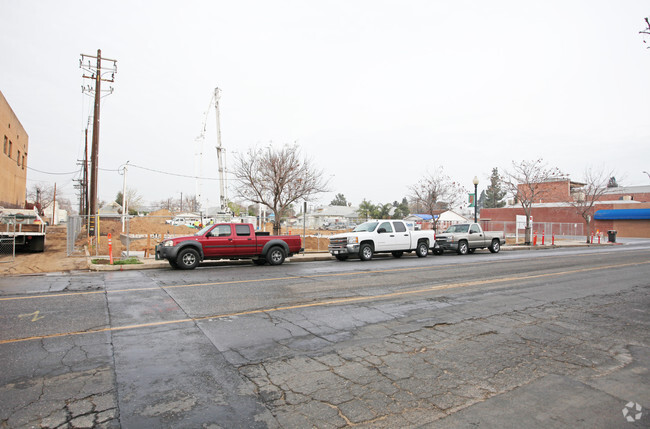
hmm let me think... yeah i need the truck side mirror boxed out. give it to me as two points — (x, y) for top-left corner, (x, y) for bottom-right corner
(378, 228), (386, 234)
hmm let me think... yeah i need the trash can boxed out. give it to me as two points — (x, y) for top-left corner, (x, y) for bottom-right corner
(607, 230), (617, 243)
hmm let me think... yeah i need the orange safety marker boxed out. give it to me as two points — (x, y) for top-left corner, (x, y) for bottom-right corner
(533, 231), (537, 246)
(108, 233), (113, 265)
(542, 231), (545, 246)
(552, 233), (555, 246)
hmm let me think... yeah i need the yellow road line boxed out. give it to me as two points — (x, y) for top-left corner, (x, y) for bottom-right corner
(1, 260), (647, 345)
(0, 250), (639, 302)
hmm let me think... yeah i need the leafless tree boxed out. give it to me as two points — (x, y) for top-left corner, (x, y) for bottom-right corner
(568, 167), (612, 243)
(409, 168), (465, 231)
(26, 183), (54, 215)
(115, 188), (145, 214)
(641, 17), (650, 48)
(183, 194), (201, 212)
(502, 159), (564, 244)
(232, 144), (330, 235)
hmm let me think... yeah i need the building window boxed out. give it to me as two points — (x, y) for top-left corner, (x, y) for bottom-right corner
(3, 136), (6, 155)
(17, 150), (20, 166)
(8, 140), (12, 158)
(22, 154), (25, 169)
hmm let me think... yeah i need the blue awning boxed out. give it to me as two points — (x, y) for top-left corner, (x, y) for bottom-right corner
(413, 214), (433, 220)
(594, 208), (650, 220)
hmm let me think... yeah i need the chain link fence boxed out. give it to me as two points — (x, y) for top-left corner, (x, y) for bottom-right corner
(67, 214), (247, 258)
(0, 237), (15, 263)
(67, 213), (340, 258)
(480, 220), (585, 242)
(0, 216), (16, 263)
(66, 215), (86, 256)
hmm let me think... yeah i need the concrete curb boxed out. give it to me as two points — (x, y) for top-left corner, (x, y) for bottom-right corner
(87, 241), (621, 271)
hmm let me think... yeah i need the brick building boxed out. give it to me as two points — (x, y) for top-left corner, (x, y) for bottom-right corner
(480, 180), (650, 238)
(0, 90), (29, 208)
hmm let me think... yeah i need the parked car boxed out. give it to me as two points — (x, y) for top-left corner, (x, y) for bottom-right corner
(328, 220), (436, 261)
(434, 223), (505, 255)
(156, 223), (302, 269)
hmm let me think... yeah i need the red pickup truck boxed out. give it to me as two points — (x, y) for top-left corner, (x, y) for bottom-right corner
(155, 222), (303, 270)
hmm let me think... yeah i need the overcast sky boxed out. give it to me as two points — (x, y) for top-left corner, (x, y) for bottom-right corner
(2, 1), (649, 212)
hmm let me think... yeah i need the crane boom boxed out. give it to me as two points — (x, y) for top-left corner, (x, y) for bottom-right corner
(195, 87), (230, 214)
(214, 88), (228, 211)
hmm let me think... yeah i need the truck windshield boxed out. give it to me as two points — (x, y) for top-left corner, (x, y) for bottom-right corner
(445, 224), (469, 233)
(353, 222), (379, 232)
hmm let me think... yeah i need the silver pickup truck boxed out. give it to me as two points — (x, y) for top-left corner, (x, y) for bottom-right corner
(434, 223), (505, 255)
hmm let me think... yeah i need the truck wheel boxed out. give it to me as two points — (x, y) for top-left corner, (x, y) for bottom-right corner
(359, 243), (373, 261)
(252, 259), (267, 265)
(489, 239), (501, 253)
(457, 241), (469, 255)
(335, 254), (349, 261)
(416, 241), (429, 258)
(391, 251), (404, 258)
(177, 248), (200, 270)
(267, 246), (286, 265)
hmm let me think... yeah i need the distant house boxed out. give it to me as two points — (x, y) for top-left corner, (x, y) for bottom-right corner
(405, 211), (469, 231)
(42, 200), (68, 225)
(305, 205), (360, 229)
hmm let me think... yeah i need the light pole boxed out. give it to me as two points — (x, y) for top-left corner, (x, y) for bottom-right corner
(472, 176), (479, 223)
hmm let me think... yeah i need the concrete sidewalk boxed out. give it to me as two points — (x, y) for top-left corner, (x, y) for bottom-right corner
(87, 240), (620, 271)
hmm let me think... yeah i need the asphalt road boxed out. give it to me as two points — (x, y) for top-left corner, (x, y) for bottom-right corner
(1, 243), (649, 428)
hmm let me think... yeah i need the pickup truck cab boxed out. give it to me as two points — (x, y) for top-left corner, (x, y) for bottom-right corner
(328, 220), (436, 261)
(434, 223), (505, 255)
(156, 222), (302, 269)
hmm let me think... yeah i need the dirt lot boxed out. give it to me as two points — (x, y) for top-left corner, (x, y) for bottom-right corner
(0, 211), (339, 275)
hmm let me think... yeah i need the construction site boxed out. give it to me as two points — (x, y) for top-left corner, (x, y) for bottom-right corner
(0, 210), (340, 276)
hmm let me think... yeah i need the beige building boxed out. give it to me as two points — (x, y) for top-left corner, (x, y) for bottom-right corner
(1, 90), (28, 208)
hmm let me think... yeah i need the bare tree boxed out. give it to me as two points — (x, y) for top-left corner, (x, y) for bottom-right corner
(233, 144), (330, 235)
(183, 194), (201, 212)
(27, 183), (54, 215)
(502, 159), (564, 244)
(569, 167), (612, 243)
(115, 188), (144, 215)
(409, 168), (465, 231)
(641, 17), (650, 48)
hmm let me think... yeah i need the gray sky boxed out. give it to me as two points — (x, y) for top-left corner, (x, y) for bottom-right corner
(2, 0), (649, 211)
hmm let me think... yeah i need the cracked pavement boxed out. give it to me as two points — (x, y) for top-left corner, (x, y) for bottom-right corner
(233, 287), (649, 427)
(0, 247), (649, 427)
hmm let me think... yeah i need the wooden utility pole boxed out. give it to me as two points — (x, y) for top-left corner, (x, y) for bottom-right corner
(84, 126), (89, 216)
(89, 51), (101, 219)
(80, 50), (117, 224)
(52, 183), (57, 225)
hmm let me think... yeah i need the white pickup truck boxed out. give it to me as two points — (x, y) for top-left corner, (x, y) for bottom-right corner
(328, 220), (436, 261)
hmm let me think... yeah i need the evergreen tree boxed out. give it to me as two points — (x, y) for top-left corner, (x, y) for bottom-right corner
(393, 197), (410, 218)
(330, 193), (348, 206)
(484, 168), (507, 208)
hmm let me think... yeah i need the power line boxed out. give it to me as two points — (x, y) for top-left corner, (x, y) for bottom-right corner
(27, 166), (81, 175)
(127, 163), (222, 180)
